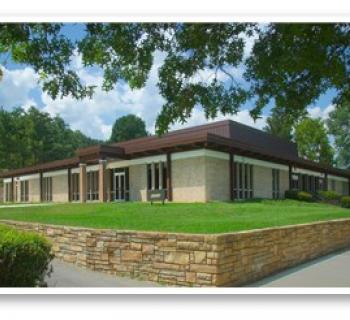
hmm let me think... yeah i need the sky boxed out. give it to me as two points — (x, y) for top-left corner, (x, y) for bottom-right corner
(0, 23), (337, 140)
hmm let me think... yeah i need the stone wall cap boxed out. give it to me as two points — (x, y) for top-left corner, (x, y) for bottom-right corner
(2, 217), (350, 238)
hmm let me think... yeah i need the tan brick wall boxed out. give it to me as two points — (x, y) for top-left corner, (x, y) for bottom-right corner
(172, 157), (206, 202)
(328, 179), (347, 195)
(253, 165), (272, 198)
(3, 218), (350, 287)
(52, 174), (69, 202)
(129, 164), (147, 201)
(205, 157), (230, 201)
(29, 178), (40, 202)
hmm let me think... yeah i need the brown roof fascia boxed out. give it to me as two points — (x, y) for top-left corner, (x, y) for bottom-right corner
(0, 157), (80, 179)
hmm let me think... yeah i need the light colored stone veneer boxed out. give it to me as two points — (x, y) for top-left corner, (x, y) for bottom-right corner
(172, 157), (207, 202)
(3, 218), (350, 287)
(129, 164), (147, 201)
(52, 174), (69, 202)
(205, 157), (230, 201)
(253, 165), (273, 198)
(28, 178), (40, 202)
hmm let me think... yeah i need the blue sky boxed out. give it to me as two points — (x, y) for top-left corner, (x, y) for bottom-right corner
(0, 23), (336, 140)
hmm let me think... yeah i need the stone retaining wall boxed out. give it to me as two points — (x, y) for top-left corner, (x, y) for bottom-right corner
(2, 219), (350, 286)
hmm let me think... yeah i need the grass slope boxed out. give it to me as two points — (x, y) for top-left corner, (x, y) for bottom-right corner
(0, 200), (349, 234)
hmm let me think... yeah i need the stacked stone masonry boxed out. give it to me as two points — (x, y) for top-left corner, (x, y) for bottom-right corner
(2, 219), (350, 286)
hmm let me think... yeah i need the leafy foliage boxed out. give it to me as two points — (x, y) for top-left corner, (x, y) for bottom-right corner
(318, 190), (341, 201)
(264, 107), (306, 141)
(327, 100), (350, 169)
(1, 23), (349, 135)
(285, 189), (313, 202)
(109, 114), (148, 142)
(294, 117), (334, 165)
(340, 196), (350, 208)
(0, 224), (53, 287)
(0, 106), (99, 170)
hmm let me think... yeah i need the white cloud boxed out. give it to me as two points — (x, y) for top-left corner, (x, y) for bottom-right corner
(0, 66), (39, 109)
(307, 104), (335, 121)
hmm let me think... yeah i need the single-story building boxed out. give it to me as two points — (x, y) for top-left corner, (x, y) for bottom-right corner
(1, 120), (349, 203)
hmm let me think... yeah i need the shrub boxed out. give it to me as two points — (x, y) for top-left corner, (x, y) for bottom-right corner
(285, 189), (299, 200)
(0, 225), (53, 287)
(297, 191), (313, 202)
(285, 190), (313, 202)
(340, 196), (350, 209)
(318, 190), (341, 201)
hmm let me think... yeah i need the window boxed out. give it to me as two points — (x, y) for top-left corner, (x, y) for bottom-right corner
(42, 177), (52, 202)
(87, 171), (99, 201)
(291, 174), (299, 190)
(20, 180), (29, 202)
(272, 169), (280, 199)
(342, 181), (349, 196)
(233, 163), (253, 200)
(147, 162), (167, 191)
(4, 182), (13, 202)
(71, 173), (80, 201)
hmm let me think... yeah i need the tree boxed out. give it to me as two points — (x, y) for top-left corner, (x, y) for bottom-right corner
(294, 117), (334, 165)
(110, 114), (148, 143)
(327, 101), (350, 169)
(1, 23), (349, 133)
(0, 106), (98, 170)
(264, 107), (306, 141)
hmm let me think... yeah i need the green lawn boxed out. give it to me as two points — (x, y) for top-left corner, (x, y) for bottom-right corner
(0, 200), (350, 234)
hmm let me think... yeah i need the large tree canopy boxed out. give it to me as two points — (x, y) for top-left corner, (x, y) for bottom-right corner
(1, 23), (349, 134)
(0, 107), (98, 170)
(294, 117), (334, 166)
(109, 114), (148, 142)
(327, 100), (350, 169)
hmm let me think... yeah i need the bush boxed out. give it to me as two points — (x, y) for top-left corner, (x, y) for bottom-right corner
(297, 191), (313, 202)
(285, 190), (313, 202)
(340, 196), (350, 209)
(285, 189), (299, 200)
(318, 190), (341, 201)
(0, 225), (53, 287)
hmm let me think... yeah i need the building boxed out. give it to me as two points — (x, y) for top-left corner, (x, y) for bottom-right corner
(1, 120), (349, 203)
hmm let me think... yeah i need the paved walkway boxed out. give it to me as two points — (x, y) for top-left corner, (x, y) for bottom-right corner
(248, 249), (350, 287)
(46, 259), (159, 287)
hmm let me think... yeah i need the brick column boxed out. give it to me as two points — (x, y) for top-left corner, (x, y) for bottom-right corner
(98, 160), (107, 202)
(166, 153), (172, 201)
(79, 163), (87, 203)
(151, 163), (156, 190)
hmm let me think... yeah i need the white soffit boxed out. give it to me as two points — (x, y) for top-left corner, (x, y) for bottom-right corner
(234, 155), (289, 171)
(293, 168), (325, 178)
(107, 154), (167, 169)
(86, 164), (99, 172)
(172, 149), (229, 161)
(328, 175), (349, 182)
(18, 173), (40, 181)
(43, 169), (68, 178)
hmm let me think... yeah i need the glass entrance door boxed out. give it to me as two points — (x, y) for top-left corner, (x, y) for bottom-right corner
(114, 172), (126, 201)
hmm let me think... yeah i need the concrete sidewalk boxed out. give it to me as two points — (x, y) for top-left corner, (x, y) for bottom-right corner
(248, 249), (350, 287)
(46, 259), (159, 287)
